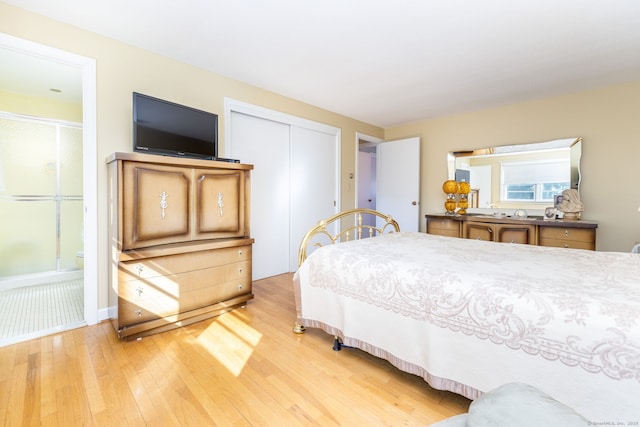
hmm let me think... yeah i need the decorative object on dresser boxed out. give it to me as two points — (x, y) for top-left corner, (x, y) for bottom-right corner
(456, 181), (471, 215)
(107, 152), (254, 340)
(425, 214), (597, 249)
(557, 188), (584, 220)
(442, 179), (459, 215)
(543, 207), (556, 220)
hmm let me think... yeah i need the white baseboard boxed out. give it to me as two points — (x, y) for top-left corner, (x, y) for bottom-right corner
(98, 306), (113, 322)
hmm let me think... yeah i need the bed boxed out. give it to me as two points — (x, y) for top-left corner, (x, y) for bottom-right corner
(292, 209), (640, 421)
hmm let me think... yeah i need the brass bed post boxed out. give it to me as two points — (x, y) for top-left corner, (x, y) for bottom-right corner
(293, 208), (400, 335)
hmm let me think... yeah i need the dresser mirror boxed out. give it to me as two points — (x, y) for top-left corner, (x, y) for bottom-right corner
(447, 137), (582, 215)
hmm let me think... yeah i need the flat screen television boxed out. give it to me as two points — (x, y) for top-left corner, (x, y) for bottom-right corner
(133, 92), (218, 160)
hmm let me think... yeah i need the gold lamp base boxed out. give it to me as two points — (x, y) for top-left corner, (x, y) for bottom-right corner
(442, 180), (459, 215)
(457, 181), (470, 215)
(444, 196), (457, 215)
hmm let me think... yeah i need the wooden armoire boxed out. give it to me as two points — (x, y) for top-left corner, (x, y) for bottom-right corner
(107, 152), (254, 340)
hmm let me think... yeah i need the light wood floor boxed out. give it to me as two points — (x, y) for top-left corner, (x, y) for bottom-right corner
(0, 273), (470, 426)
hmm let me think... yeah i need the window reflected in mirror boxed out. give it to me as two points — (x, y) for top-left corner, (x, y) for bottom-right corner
(448, 137), (582, 213)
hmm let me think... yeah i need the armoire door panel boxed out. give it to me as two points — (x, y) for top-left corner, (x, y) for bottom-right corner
(195, 170), (245, 237)
(123, 162), (191, 249)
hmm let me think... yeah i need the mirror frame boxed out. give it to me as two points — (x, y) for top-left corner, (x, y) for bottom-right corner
(447, 137), (582, 213)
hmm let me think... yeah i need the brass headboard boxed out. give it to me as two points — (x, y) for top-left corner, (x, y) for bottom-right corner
(297, 208), (400, 266)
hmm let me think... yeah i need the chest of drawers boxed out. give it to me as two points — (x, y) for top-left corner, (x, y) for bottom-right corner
(425, 214), (597, 250)
(107, 153), (254, 339)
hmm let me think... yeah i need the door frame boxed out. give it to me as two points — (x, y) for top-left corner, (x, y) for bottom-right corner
(356, 134), (421, 231)
(355, 132), (384, 209)
(0, 34), (99, 325)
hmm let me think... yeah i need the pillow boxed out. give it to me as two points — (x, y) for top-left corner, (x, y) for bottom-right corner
(429, 414), (468, 427)
(467, 383), (588, 427)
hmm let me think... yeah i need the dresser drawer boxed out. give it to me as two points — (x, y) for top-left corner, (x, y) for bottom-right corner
(426, 218), (461, 237)
(119, 245), (251, 280)
(118, 261), (252, 325)
(539, 226), (595, 250)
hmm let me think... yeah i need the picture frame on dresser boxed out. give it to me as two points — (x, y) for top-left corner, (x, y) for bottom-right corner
(554, 194), (563, 210)
(544, 207), (556, 220)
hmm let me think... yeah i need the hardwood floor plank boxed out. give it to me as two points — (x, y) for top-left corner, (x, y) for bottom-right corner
(0, 273), (469, 425)
(6, 360), (28, 426)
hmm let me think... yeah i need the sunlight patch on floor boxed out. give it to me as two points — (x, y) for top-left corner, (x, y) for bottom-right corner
(195, 311), (262, 376)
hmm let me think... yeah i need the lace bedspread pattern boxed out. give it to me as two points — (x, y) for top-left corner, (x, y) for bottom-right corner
(303, 232), (640, 380)
(294, 232), (640, 419)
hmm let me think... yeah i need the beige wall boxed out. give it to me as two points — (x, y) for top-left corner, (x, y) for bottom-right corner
(385, 81), (640, 251)
(1, 2), (383, 311)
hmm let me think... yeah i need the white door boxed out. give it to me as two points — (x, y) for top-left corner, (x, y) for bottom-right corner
(357, 150), (376, 229)
(376, 137), (421, 231)
(290, 126), (338, 270)
(228, 112), (290, 279)
(357, 151), (376, 211)
(470, 165), (492, 208)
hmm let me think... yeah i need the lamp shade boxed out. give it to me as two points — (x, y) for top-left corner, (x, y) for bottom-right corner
(442, 180), (459, 194)
(458, 181), (471, 194)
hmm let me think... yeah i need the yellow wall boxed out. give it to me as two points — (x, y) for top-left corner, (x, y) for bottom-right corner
(0, 89), (82, 122)
(385, 81), (640, 252)
(0, 2), (383, 310)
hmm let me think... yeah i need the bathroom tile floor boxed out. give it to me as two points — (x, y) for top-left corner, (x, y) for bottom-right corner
(0, 278), (84, 347)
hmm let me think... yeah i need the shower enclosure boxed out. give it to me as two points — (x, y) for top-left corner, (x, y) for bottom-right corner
(0, 112), (83, 286)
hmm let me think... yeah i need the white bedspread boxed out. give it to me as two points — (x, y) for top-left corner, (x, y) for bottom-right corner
(293, 232), (640, 422)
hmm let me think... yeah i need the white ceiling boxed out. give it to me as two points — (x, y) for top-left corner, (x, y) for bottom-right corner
(4, 0), (640, 127)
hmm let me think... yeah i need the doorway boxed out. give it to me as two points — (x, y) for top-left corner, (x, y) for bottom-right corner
(356, 134), (421, 231)
(0, 34), (98, 346)
(357, 135), (383, 229)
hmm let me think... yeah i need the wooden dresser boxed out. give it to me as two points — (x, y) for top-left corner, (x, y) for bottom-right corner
(107, 152), (254, 340)
(426, 214), (597, 250)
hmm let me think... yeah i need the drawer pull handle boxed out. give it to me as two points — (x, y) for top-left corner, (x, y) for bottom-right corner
(238, 267), (243, 273)
(136, 264), (144, 275)
(159, 191), (169, 219)
(564, 230), (569, 237)
(238, 249), (243, 256)
(136, 286), (143, 296)
(134, 308), (142, 317)
(237, 284), (243, 290)
(564, 244), (569, 248)
(217, 192), (224, 217)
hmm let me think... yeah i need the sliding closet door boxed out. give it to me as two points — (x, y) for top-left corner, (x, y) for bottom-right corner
(228, 103), (339, 280)
(229, 112), (290, 279)
(290, 126), (338, 271)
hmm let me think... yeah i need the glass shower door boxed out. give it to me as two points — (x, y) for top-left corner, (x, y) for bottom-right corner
(0, 113), (83, 279)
